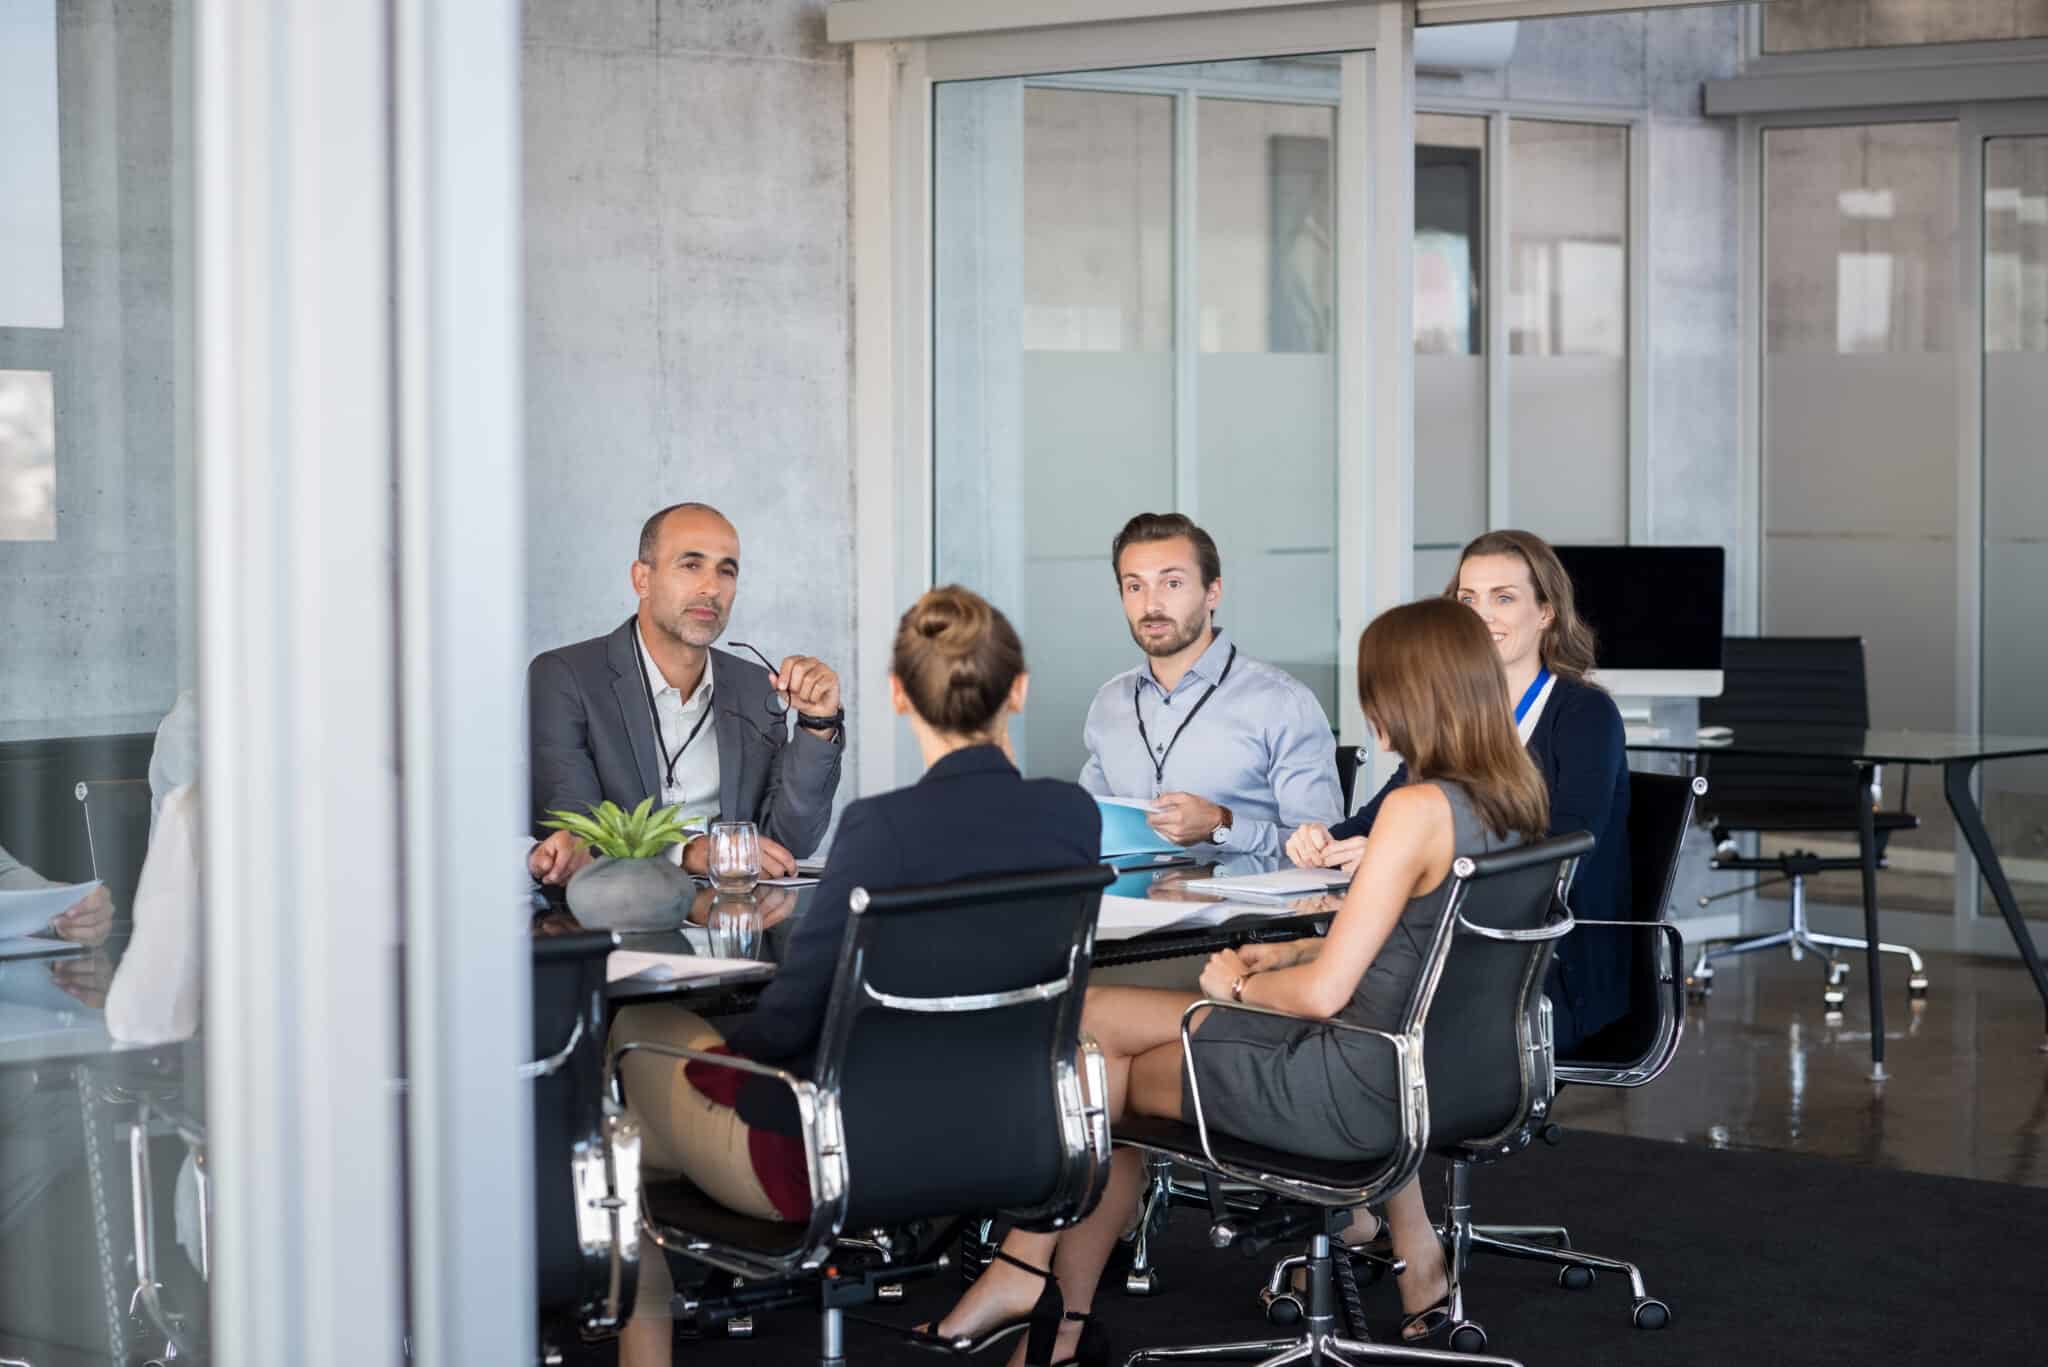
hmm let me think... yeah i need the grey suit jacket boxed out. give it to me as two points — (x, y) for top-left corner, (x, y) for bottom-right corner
(0, 841), (55, 892)
(527, 616), (842, 858)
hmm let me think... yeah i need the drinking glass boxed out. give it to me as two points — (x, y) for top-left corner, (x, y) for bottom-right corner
(708, 821), (761, 893)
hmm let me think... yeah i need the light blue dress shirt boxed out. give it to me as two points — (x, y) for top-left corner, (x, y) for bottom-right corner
(1079, 628), (1344, 859)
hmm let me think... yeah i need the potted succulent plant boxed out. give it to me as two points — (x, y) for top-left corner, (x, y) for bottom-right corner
(542, 798), (702, 929)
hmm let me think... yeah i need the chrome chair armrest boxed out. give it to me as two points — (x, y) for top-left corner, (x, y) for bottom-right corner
(1019, 1032), (1117, 1233)
(1456, 906), (1575, 943)
(1553, 921), (1687, 1088)
(605, 1040), (849, 1283)
(1165, 999), (1426, 1208)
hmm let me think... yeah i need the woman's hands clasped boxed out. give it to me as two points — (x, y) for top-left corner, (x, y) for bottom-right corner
(1285, 822), (1367, 876)
(1199, 938), (1321, 1003)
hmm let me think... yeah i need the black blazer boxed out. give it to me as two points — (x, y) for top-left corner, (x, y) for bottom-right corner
(1331, 674), (1631, 1050)
(723, 744), (1100, 1131)
(527, 616), (842, 857)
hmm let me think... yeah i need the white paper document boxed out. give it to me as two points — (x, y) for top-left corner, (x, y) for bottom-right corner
(607, 950), (773, 985)
(1093, 893), (1299, 940)
(0, 881), (99, 939)
(1176, 869), (1351, 902)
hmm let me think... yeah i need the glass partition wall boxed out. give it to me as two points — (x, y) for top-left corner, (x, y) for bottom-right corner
(934, 60), (1343, 784)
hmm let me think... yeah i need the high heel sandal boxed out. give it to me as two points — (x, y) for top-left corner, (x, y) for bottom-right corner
(1041, 1309), (1109, 1367)
(903, 1250), (1061, 1356)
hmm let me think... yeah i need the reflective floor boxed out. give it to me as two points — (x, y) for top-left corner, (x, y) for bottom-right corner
(1556, 944), (2048, 1188)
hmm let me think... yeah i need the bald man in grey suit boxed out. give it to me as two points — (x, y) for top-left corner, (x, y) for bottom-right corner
(527, 503), (845, 885)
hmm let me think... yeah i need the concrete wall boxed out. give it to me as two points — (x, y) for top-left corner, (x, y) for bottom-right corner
(521, 0), (859, 776)
(0, 0), (187, 737)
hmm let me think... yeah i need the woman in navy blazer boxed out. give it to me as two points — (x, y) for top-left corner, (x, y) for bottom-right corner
(1290, 530), (1632, 1051)
(610, 586), (1098, 1367)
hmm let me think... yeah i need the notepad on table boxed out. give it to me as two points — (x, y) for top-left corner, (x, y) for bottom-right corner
(1175, 868), (1352, 902)
(607, 951), (774, 987)
(0, 881), (100, 940)
(1095, 796), (1181, 859)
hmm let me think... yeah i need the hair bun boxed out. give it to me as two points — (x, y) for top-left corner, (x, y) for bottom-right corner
(912, 586), (992, 657)
(892, 585), (1026, 737)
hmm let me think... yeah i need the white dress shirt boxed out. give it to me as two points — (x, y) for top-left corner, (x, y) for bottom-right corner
(636, 626), (723, 845)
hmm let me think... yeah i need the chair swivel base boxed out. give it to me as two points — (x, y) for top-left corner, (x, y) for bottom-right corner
(1686, 873), (1928, 1009)
(1125, 1231), (1523, 1367)
(1463, 1225), (1669, 1330)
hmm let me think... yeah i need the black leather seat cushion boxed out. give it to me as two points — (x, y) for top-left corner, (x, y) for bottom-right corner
(1113, 1113), (1388, 1191)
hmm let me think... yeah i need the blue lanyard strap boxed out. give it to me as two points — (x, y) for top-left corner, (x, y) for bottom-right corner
(1514, 668), (1552, 726)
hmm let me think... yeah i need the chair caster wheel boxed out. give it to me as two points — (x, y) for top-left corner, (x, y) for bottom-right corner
(1448, 1322), (1488, 1353)
(876, 1283), (905, 1303)
(1261, 1290), (1302, 1326)
(1823, 989), (1845, 1008)
(1557, 1266), (1595, 1291)
(1632, 1298), (1671, 1330)
(1125, 1267), (1161, 1297)
(724, 1316), (754, 1339)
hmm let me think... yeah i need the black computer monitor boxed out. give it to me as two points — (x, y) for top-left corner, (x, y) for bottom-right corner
(1552, 545), (1725, 697)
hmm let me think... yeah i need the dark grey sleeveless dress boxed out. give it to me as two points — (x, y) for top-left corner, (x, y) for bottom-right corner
(1182, 780), (1519, 1162)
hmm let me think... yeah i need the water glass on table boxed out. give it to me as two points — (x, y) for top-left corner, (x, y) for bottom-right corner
(708, 820), (761, 894)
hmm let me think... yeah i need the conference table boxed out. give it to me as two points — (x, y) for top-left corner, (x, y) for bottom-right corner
(575, 853), (1343, 1011)
(1626, 727), (2048, 1078)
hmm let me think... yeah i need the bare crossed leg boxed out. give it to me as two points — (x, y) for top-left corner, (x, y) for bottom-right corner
(930, 985), (1448, 1364)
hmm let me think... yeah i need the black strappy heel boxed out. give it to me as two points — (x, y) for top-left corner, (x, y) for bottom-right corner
(903, 1250), (1061, 1357)
(1044, 1309), (1109, 1367)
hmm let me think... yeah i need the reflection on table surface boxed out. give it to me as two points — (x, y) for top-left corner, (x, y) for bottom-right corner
(1624, 727), (2048, 765)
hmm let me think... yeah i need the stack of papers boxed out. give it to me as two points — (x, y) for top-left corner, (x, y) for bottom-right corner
(1093, 893), (1301, 940)
(1175, 869), (1351, 902)
(606, 951), (773, 986)
(0, 881), (99, 958)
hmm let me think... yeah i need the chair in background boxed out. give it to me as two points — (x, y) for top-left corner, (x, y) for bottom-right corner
(531, 927), (640, 1361)
(73, 777), (154, 917)
(1457, 771), (1703, 1331)
(1115, 831), (1594, 1366)
(611, 864), (1115, 1366)
(1336, 744), (1367, 814)
(1689, 637), (1927, 1009)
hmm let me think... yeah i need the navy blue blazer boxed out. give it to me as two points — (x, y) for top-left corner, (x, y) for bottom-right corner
(1330, 674), (1631, 1050)
(723, 744), (1101, 1132)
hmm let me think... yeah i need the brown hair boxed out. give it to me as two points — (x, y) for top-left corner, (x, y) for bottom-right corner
(1357, 598), (1549, 843)
(1110, 512), (1223, 586)
(891, 585), (1027, 736)
(1444, 529), (1599, 682)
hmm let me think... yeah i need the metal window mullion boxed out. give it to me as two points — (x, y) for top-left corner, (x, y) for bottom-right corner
(1174, 89), (1200, 518)
(1956, 107), (1987, 933)
(1627, 114), (1650, 544)
(1487, 108), (1510, 530)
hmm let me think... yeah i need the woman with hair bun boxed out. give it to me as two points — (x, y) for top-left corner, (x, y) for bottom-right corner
(614, 586), (1099, 1367)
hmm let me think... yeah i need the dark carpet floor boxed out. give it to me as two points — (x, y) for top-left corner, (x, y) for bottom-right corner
(627, 1130), (2048, 1365)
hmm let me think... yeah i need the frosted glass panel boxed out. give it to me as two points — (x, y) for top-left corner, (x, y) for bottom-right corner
(1508, 119), (1626, 540)
(0, 0), (63, 328)
(1508, 357), (1627, 545)
(1195, 98), (1334, 354)
(1983, 138), (2048, 903)
(1416, 355), (1486, 549)
(933, 65), (1347, 781)
(1762, 123), (1958, 736)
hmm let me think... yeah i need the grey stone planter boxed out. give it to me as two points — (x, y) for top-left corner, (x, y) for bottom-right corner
(565, 854), (693, 930)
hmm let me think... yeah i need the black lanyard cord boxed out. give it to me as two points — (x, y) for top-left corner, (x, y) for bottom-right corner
(1134, 645), (1237, 789)
(639, 647), (715, 790)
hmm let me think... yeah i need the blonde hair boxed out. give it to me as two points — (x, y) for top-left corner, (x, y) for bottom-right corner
(1358, 598), (1549, 843)
(1445, 529), (1599, 683)
(891, 585), (1026, 736)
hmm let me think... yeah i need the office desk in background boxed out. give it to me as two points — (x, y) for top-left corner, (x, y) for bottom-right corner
(1628, 728), (2048, 1073)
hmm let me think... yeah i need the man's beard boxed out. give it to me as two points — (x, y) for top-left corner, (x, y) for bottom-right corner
(655, 602), (725, 647)
(1130, 606), (1207, 658)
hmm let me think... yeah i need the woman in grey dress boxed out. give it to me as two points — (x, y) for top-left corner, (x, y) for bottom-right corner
(933, 598), (1552, 1364)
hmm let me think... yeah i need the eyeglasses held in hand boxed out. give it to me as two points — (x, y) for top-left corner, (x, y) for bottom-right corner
(726, 642), (790, 719)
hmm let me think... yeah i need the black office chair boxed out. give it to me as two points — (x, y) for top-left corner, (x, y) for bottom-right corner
(1458, 772), (1702, 1330)
(74, 777), (154, 919)
(1690, 637), (1927, 1009)
(1115, 831), (1594, 1366)
(531, 928), (640, 1360)
(610, 864), (1116, 1366)
(1336, 744), (1367, 814)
